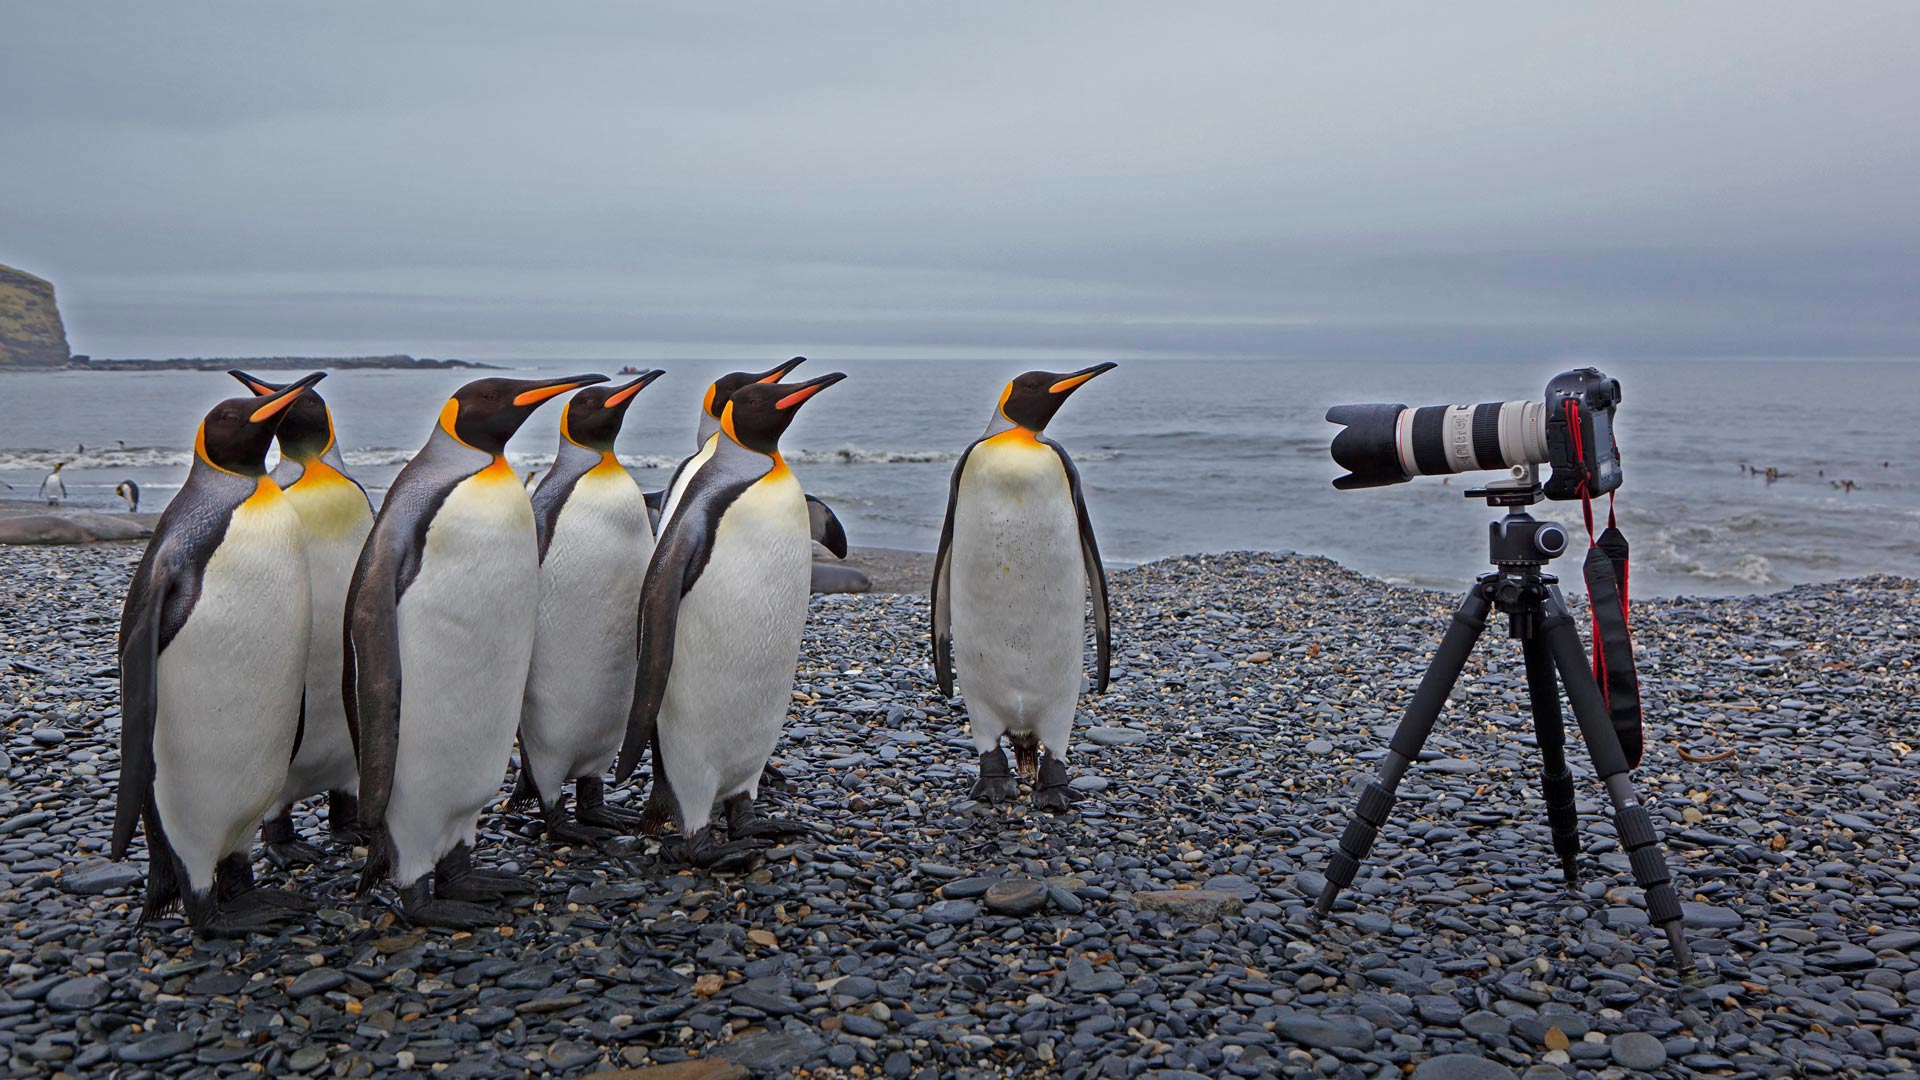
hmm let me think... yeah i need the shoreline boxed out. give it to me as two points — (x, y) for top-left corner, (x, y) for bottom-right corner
(0, 543), (1915, 1077)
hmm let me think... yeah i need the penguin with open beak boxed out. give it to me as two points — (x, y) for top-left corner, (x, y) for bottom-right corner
(933, 363), (1116, 811)
(509, 370), (667, 845)
(227, 370), (376, 868)
(114, 372), (327, 935)
(618, 372), (846, 869)
(345, 373), (607, 928)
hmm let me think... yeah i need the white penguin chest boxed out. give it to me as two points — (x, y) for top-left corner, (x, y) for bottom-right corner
(400, 465), (540, 693)
(952, 436), (1082, 589)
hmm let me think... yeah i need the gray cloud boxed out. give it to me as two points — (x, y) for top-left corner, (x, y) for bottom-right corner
(4, 2), (1917, 360)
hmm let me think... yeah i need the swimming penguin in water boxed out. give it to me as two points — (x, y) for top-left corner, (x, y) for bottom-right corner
(113, 372), (326, 935)
(346, 373), (606, 928)
(115, 480), (140, 512)
(617, 372), (845, 869)
(39, 463), (66, 505)
(932, 364), (1115, 810)
(509, 370), (665, 844)
(227, 370), (376, 867)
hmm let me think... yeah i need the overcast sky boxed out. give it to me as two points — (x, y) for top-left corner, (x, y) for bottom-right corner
(4, 3), (1916, 361)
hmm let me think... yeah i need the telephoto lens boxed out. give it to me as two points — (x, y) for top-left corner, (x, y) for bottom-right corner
(1328, 399), (1549, 489)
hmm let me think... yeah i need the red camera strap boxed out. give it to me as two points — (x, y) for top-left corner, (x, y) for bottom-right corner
(1567, 399), (1644, 767)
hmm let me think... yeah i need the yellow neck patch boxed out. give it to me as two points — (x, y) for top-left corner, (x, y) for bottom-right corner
(475, 455), (515, 482)
(241, 473), (280, 506)
(438, 398), (483, 452)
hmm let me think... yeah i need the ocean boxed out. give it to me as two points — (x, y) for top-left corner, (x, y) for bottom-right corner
(0, 357), (1907, 596)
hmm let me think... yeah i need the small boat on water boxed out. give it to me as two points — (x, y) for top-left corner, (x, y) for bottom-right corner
(618, 365), (643, 375)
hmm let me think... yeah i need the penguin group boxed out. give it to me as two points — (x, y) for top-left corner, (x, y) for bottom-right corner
(116, 358), (931, 933)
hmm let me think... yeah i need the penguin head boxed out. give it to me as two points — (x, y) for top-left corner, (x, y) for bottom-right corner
(998, 362), (1117, 432)
(439, 374), (609, 455)
(563, 370), (664, 450)
(703, 356), (807, 421)
(228, 369), (336, 462)
(196, 371), (327, 476)
(721, 372), (847, 454)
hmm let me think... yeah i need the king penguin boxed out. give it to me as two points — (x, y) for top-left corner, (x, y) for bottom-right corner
(113, 372), (326, 934)
(510, 370), (665, 844)
(346, 373), (606, 928)
(228, 370), (376, 866)
(932, 363), (1115, 810)
(617, 372), (845, 869)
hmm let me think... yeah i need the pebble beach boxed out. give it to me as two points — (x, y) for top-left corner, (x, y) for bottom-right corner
(2, 543), (1917, 1080)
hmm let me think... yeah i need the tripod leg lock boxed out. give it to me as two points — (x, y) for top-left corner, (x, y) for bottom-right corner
(1320, 781), (1397, 914)
(1542, 766), (1580, 884)
(1615, 805), (1685, 928)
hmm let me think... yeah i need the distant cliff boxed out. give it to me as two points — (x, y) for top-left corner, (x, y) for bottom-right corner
(0, 264), (72, 367)
(75, 354), (499, 371)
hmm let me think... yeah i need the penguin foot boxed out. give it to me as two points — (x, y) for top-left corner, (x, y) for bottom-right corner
(574, 776), (649, 831)
(544, 814), (617, 848)
(264, 839), (329, 870)
(1033, 754), (1077, 813)
(970, 748), (1021, 804)
(223, 887), (316, 915)
(399, 881), (503, 930)
(760, 761), (790, 789)
(439, 870), (539, 904)
(684, 828), (770, 873)
(725, 794), (812, 841)
(328, 792), (368, 845)
(635, 785), (675, 837)
(196, 908), (290, 938)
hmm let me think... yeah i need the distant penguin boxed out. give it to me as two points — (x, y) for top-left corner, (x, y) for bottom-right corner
(932, 364), (1115, 810)
(228, 370), (375, 867)
(617, 373), (845, 868)
(116, 480), (140, 512)
(39, 463), (66, 505)
(112, 373), (326, 935)
(510, 370), (664, 844)
(345, 373), (606, 927)
(522, 468), (541, 493)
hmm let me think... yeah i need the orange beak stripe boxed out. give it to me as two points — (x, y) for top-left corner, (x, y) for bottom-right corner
(243, 378), (275, 396)
(249, 387), (308, 423)
(604, 382), (644, 408)
(776, 385), (825, 410)
(512, 382), (585, 407)
(1049, 371), (1101, 395)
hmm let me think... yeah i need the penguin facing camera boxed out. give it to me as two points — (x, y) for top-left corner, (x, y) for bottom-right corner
(618, 372), (847, 870)
(933, 363), (1116, 811)
(228, 370), (376, 868)
(509, 370), (665, 845)
(39, 462), (67, 505)
(346, 373), (607, 928)
(113, 372), (327, 935)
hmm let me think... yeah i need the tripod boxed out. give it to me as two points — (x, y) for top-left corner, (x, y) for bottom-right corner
(1314, 472), (1691, 968)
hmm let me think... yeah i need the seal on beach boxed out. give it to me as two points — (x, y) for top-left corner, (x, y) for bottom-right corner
(508, 371), (664, 844)
(933, 363), (1115, 810)
(617, 373), (845, 869)
(345, 373), (606, 928)
(39, 463), (66, 505)
(112, 373), (325, 935)
(228, 370), (376, 867)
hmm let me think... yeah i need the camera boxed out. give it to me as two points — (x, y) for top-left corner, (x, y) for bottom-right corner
(1326, 367), (1622, 500)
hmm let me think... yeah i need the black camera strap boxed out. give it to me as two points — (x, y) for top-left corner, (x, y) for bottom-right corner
(1567, 400), (1644, 767)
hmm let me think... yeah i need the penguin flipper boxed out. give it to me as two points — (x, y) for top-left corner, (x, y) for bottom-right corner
(930, 442), (977, 697)
(343, 547), (405, 834)
(805, 494), (848, 559)
(642, 489), (665, 533)
(1047, 439), (1111, 694)
(617, 471), (744, 782)
(113, 562), (169, 860)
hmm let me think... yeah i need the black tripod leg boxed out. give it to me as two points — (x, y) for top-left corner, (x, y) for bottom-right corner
(1541, 587), (1692, 969)
(1523, 633), (1582, 887)
(1316, 581), (1493, 917)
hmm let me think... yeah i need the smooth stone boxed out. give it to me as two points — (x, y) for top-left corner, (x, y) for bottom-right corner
(712, 1030), (826, 1072)
(983, 878), (1050, 917)
(288, 967), (347, 999)
(1611, 1032), (1668, 1071)
(117, 1032), (196, 1064)
(1131, 889), (1243, 921)
(1069, 774), (1110, 792)
(1085, 727), (1149, 747)
(1682, 901), (1742, 930)
(1410, 1053), (1518, 1080)
(940, 876), (997, 899)
(924, 899), (980, 925)
(46, 977), (109, 1011)
(1273, 1012), (1376, 1051)
(589, 1063), (749, 1080)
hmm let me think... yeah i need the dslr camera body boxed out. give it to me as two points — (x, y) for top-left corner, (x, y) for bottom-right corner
(1328, 366), (1623, 500)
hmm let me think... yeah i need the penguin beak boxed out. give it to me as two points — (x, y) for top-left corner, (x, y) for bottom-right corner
(775, 371), (847, 411)
(511, 374), (609, 407)
(756, 356), (808, 384)
(247, 371), (327, 424)
(1048, 362), (1117, 396)
(227, 369), (282, 397)
(603, 369), (665, 409)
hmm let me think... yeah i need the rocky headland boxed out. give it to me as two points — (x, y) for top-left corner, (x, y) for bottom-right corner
(0, 265), (71, 368)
